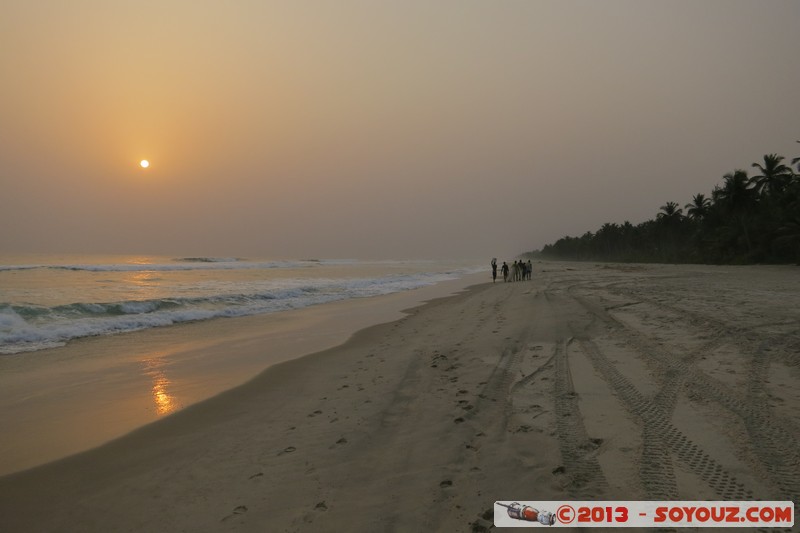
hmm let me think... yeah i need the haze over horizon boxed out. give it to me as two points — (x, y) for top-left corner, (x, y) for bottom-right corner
(2, 1), (799, 260)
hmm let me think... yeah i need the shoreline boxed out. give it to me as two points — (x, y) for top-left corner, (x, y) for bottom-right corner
(0, 272), (485, 476)
(1, 262), (798, 532)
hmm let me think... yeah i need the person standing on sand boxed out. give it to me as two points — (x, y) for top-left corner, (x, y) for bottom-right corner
(527, 260), (533, 280)
(491, 258), (497, 283)
(502, 261), (509, 282)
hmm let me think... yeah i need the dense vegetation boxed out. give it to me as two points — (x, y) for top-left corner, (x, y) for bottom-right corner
(536, 151), (800, 264)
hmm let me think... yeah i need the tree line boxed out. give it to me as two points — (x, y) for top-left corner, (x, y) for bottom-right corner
(536, 150), (800, 264)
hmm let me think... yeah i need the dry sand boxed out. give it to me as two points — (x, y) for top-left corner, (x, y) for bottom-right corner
(1, 262), (798, 532)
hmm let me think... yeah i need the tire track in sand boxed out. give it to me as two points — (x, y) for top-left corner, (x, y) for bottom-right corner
(571, 290), (800, 504)
(553, 338), (609, 497)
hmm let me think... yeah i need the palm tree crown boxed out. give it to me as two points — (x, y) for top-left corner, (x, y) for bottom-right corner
(715, 169), (754, 213)
(751, 154), (793, 195)
(657, 201), (683, 221)
(685, 193), (711, 219)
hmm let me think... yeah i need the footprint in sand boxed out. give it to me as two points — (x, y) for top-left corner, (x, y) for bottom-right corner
(221, 505), (249, 522)
(248, 472), (264, 480)
(440, 479), (453, 488)
(278, 446), (296, 456)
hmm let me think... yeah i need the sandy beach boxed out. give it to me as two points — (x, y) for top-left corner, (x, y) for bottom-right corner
(1, 262), (798, 532)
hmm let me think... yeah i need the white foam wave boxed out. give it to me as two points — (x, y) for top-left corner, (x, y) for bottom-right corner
(0, 270), (470, 355)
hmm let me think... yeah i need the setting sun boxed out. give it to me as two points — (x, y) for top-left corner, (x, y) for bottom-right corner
(139, 160), (149, 168)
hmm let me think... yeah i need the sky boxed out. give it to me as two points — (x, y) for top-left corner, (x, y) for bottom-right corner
(2, 1), (799, 260)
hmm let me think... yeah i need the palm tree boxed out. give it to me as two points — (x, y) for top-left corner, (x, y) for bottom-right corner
(657, 201), (683, 222)
(750, 154), (793, 196)
(685, 193), (711, 220)
(714, 170), (754, 210)
(715, 169), (756, 254)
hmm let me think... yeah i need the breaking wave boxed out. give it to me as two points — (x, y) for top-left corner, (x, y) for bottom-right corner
(0, 270), (468, 354)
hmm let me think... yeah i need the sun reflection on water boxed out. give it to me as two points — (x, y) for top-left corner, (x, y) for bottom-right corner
(141, 355), (179, 416)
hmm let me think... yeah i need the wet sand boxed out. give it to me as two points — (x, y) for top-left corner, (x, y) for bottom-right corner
(1, 262), (798, 532)
(0, 274), (483, 476)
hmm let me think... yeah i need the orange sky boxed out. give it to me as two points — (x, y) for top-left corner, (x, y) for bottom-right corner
(2, 1), (799, 258)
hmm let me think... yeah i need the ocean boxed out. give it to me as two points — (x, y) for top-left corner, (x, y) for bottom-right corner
(0, 254), (482, 355)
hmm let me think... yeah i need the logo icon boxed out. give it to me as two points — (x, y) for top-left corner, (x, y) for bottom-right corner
(496, 502), (556, 525)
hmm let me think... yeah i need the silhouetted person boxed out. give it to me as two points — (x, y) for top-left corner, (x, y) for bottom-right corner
(491, 258), (497, 283)
(501, 262), (509, 282)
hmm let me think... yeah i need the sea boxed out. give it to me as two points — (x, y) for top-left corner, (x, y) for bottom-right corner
(0, 254), (482, 355)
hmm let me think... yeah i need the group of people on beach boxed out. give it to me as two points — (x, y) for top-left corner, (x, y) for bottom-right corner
(490, 258), (532, 283)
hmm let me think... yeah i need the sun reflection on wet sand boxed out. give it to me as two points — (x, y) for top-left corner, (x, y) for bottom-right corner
(141, 355), (179, 416)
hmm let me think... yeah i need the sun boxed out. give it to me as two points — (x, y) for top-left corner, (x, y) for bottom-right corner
(140, 159), (150, 169)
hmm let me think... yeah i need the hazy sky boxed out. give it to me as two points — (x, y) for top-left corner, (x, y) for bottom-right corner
(2, 1), (799, 259)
